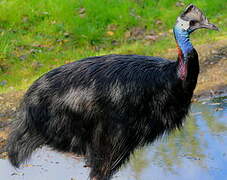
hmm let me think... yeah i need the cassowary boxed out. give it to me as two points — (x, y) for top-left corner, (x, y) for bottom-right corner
(7, 4), (218, 180)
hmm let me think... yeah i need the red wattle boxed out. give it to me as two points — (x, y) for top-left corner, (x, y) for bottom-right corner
(177, 46), (188, 80)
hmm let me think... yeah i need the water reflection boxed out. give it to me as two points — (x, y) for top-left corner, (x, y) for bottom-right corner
(1, 97), (227, 180)
(127, 96), (227, 180)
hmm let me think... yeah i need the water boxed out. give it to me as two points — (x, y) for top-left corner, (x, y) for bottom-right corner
(1, 97), (227, 180)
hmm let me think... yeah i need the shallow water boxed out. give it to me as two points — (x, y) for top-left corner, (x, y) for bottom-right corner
(1, 97), (227, 180)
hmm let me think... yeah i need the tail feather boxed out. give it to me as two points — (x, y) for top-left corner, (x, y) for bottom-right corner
(6, 106), (46, 167)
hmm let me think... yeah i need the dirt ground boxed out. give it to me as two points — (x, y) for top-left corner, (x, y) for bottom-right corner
(0, 40), (227, 158)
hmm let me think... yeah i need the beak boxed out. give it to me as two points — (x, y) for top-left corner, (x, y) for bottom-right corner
(201, 23), (219, 31)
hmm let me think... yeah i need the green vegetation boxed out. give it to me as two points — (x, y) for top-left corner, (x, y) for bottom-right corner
(0, 0), (227, 92)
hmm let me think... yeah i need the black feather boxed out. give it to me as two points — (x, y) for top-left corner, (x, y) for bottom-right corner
(6, 51), (199, 180)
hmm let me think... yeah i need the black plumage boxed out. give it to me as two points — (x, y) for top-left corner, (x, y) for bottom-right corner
(6, 4), (218, 180)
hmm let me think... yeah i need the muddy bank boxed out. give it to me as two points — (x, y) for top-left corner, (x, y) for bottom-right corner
(0, 41), (227, 158)
(0, 91), (23, 158)
(195, 43), (227, 99)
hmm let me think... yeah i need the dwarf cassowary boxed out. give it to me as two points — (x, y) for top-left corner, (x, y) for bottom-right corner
(7, 4), (218, 180)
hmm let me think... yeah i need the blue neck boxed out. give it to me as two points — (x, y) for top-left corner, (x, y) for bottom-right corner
(173, 27), (193, 57)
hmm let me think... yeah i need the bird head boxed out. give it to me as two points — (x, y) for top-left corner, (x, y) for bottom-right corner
(175, 4), (218, 34)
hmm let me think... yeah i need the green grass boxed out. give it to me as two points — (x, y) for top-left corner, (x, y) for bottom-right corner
(0, 0), (227, 93)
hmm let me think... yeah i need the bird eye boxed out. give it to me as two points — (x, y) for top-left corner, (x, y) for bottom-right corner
(190, 20), (197, 26)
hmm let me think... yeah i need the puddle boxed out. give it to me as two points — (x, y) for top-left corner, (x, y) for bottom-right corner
(0, 96), (227, 180)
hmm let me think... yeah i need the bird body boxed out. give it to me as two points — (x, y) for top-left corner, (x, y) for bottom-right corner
(6, 4), (218, 180)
